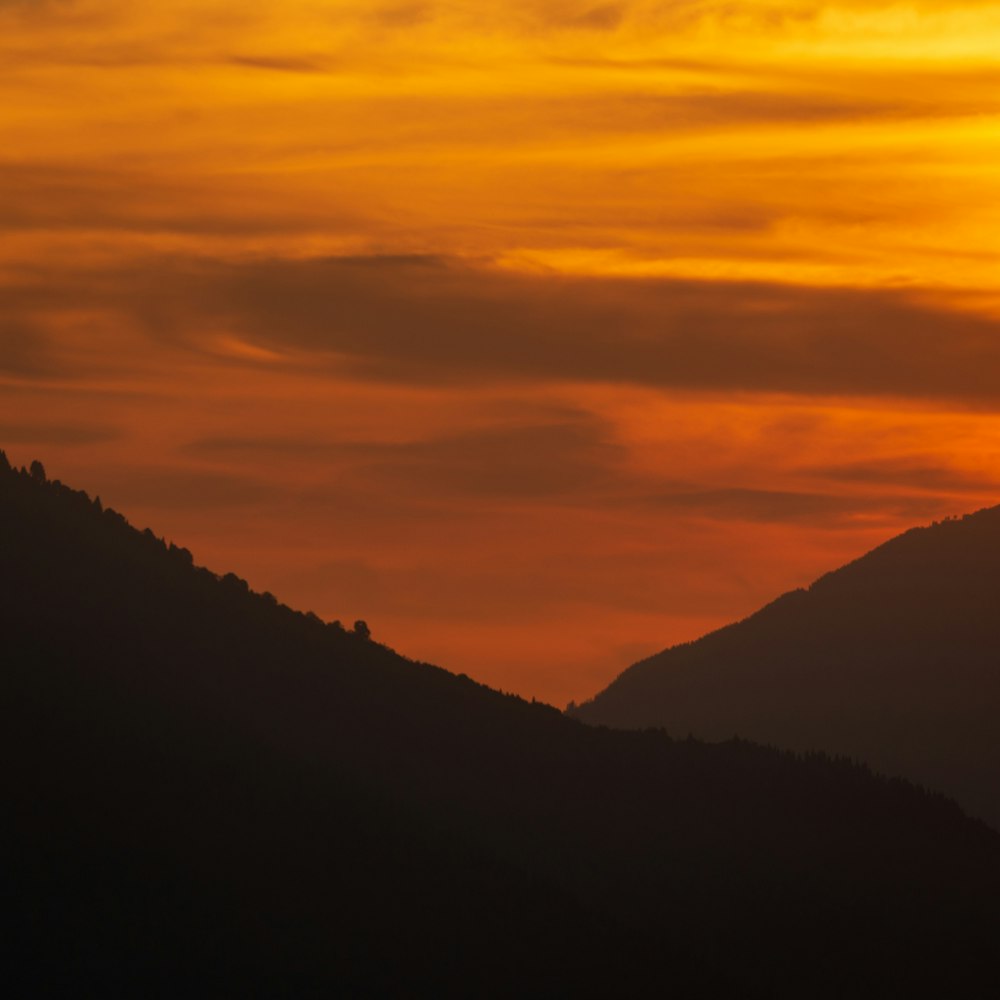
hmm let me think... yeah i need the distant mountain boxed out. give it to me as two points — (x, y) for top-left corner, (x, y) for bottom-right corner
(4, 453), (1000, 996)
(571, 506), (1000, 829)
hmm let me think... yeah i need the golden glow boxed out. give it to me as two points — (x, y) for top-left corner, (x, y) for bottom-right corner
(5, 1), (1000, 287)
(4, 1), (1000, 704)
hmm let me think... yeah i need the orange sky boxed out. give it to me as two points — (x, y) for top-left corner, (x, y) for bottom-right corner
(4, 1), (1000, 705)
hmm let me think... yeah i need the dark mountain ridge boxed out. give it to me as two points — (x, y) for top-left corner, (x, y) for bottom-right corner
(571, 506), (1000, 829)
(4, 453), (1000, 996)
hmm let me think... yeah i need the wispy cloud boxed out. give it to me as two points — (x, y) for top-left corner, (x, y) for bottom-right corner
(30, 253), (994, 405)
(4, 0), (1000, 704)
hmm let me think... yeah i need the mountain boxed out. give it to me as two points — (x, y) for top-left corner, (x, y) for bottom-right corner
(4, 453), (1000, 996)
(571, 506), (1000, 829)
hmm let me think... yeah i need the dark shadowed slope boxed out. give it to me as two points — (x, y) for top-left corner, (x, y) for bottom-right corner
(572, 507), (1000, 828)
(4, 453), (1000, 997)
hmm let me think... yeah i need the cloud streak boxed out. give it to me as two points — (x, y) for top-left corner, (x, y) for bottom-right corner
(189, 413), (626, 500)
(7, 251), (1000, 406)
(30, 253), (995, 406)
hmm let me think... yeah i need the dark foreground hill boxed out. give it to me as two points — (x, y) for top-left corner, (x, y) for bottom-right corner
(571, 506), (1000, 829)
(4, 454), (1000, 997)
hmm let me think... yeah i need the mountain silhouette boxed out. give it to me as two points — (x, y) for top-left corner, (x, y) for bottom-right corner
(5, 452), (1000, 996)
(571, 507), (1000, 829)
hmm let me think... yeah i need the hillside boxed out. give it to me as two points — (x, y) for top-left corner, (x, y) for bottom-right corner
(571, 506), (1000, 829)
(4, 453), (1000, 996)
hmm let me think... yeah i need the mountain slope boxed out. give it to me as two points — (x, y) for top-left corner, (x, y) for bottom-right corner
(4, 453), (1000, 996)
(572, 507), (1000, 828)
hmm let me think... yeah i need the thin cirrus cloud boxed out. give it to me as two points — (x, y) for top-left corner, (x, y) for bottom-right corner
(0, 321), (62, 377)
(633, 486), (948, 524)
(800, 458), (1000, 492)
(187, 415), (627, 501)
(4, 1), (1000, 298)
(0, 163), (367, 237)
(82, 466), (286, 512)
(0, 420), (119, 446)
(182, 419), (958, 526)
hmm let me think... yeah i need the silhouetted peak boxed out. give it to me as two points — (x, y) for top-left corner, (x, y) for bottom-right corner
(0, 455), (360, 643)
(574, 501), (1000, 828)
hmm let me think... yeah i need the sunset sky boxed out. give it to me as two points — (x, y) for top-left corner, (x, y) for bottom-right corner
(5, 1), (1000, 705)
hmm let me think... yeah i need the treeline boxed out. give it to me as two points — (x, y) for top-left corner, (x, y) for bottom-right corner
(0, 451), (372, 641)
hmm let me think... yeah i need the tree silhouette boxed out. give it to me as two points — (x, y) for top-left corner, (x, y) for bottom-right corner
(353, 620), (371, 640)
